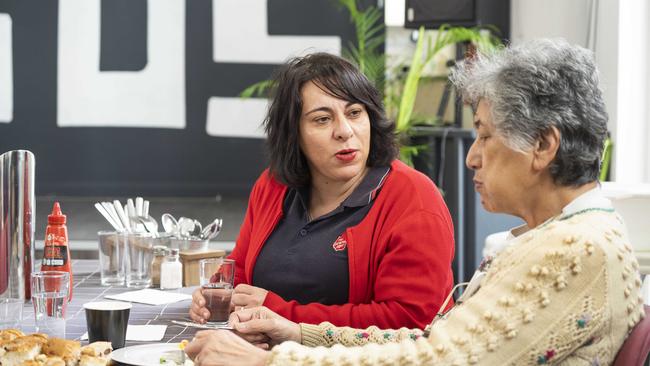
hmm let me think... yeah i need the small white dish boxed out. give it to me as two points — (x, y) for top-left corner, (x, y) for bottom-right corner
(111, 343), (187, 366)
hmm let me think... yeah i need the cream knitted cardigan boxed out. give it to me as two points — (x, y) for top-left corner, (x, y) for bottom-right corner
(267, 210), (644, 365)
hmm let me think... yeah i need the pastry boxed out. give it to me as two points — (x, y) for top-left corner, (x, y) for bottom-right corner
(78, 341), (111, 366)
(0, 329), (25, 341)
(79, 342), (111, 359)
(78, 355), (108, 366)
(0, 334), (49, 366)
(0, 330), (110, 366)
(41, 338), (81, 366)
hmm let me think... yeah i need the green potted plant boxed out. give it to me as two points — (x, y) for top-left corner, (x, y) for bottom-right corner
(390, 26), (501, 165)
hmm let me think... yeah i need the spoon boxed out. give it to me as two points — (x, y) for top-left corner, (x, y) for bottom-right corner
(130, 215), (159, 235)
(177, 217), (195, 238)
(139, 215), (159, 235)
(161, 213), (178, 234)
(201, 218), (223, 240)
(191, 220), (203, 238)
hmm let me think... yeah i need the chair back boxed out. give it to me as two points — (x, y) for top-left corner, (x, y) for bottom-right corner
(614, 305), (650, 366)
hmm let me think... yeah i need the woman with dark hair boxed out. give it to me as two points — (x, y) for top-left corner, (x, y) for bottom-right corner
(185, 40), (643, 366)
(189, 52), (455, 330)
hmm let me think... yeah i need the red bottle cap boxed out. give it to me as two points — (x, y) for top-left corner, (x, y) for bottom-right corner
(48, 202), (67, 225)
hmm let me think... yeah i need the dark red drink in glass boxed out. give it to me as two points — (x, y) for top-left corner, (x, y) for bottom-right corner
(202, 282), (232, 323)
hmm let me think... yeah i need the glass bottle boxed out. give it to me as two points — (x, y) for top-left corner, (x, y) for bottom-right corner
(160, 248), (183, 290)
(151, 246), (167, 287)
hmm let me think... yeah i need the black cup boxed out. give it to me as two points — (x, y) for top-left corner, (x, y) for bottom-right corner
(84, 301), (131, 349)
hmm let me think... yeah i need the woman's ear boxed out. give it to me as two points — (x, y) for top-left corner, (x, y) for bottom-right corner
(532, 126), (560, 171)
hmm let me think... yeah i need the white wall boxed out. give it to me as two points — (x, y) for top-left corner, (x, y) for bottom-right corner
(0, 14), (12, 123)
(512, 0), (650, 183)
(616, 0), (650, 183)
(594, 0), (620, 178)
(384, 0), (405, 27)
(511, 0), (592, 46)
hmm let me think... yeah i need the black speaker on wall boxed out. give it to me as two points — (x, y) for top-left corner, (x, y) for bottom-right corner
(405, 0), (510, 41)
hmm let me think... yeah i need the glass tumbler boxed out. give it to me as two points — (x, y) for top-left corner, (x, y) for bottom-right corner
(199, 258), (235, 325)
(98, 231), (126, 286)
(31, 271), (70, 338)
(125, 233), (154, 288)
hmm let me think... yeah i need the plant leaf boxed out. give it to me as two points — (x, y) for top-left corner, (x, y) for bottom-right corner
(396, 26), (426, 133)
(239, 79), (275, 99)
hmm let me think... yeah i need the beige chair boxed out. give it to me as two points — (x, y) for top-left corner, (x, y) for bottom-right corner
(613, 305), (650, 366)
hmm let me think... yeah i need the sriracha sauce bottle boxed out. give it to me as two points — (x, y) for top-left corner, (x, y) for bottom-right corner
(41, 202), (73, 301)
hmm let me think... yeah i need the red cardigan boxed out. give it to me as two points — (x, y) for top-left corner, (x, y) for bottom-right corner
(228, 160), (455, 329)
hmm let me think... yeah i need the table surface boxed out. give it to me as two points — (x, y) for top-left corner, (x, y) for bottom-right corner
(20, 259), (199, 346)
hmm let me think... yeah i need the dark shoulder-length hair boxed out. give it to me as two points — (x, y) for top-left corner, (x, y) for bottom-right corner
(263, 52), (398, 188)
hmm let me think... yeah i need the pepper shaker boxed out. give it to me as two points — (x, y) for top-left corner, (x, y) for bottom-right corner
(151, 246), (167, 287)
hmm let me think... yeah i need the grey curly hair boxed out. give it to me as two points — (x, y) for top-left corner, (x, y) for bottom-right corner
(450, 38), (608, 186)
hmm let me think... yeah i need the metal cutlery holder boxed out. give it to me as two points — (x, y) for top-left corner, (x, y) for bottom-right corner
(170, 237), (209, 251)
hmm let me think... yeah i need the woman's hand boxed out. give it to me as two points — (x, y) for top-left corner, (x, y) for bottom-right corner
(184, 330), (270, 366)
(189, 287), (210, 324)
(229, 306), (301, 348)
(232, 284), (269, 309)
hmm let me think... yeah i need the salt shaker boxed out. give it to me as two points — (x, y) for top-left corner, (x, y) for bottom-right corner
(160, 248), (183, 290)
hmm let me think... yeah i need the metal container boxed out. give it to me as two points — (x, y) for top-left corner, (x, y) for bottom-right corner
(170, 238), (209, 251)
(0, 150), (35, 301)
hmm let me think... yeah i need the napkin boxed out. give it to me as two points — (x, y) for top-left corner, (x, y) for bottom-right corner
(105, 289), (192, 306)
(81, 325), (167, 341)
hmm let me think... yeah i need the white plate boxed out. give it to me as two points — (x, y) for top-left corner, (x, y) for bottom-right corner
(110, 343), (188, 366)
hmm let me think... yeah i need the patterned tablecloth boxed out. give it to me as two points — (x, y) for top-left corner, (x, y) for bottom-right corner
(20, 259), (199, 346)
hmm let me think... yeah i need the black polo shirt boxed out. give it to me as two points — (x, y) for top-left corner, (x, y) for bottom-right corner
(252, 166), (391, 305)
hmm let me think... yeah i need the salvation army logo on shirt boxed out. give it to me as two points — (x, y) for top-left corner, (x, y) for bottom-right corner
(332, 235), (347, 252)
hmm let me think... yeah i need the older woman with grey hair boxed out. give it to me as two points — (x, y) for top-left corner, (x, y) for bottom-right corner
(184, 39), (643, 366)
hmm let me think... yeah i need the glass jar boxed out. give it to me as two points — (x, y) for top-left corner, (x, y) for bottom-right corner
(160, 248), (183, 290)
